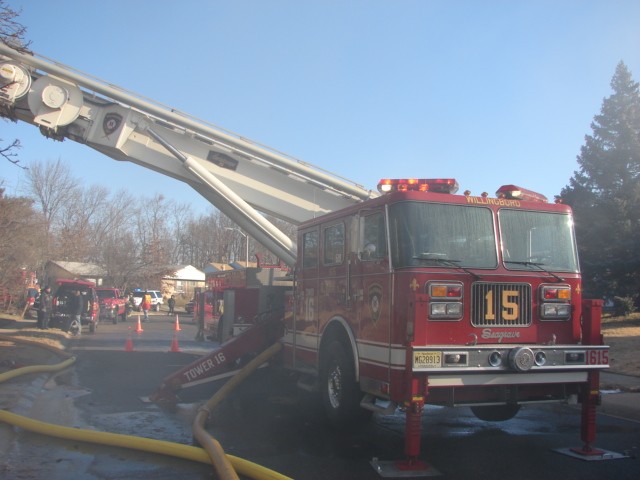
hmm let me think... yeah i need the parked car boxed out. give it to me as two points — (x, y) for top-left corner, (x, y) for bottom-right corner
(184, 299), (195, 314)
(49, 279), (100, 333)
(132, 290), (164, 312)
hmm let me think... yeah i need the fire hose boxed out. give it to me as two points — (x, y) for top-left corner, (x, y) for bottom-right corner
(0, 334), (292, 480)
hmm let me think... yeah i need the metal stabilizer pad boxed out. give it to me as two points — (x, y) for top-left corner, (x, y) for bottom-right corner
(370, 457), (442, 478)
(554, 447), (629, 461)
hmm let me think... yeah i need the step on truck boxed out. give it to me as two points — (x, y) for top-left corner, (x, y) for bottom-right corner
(0, 43), (611, 476)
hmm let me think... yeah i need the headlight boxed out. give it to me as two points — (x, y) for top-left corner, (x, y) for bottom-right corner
(541, 303), (571, 319)
(430, 302), (463, 319)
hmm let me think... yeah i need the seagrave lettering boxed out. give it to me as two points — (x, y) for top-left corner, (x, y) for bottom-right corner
(481, 329), (521, 340)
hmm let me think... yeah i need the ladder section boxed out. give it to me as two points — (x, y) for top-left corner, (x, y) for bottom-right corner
(0, 44), (378, 265)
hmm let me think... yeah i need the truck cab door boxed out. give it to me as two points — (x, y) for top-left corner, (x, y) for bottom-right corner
(352, 210), (392, 378)
(289, 228), (320, 370)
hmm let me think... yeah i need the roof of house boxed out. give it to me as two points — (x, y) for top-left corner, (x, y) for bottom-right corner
(204, 262), (257, 273)
(47, 260), (106, 277)
(162, 265), (205, 281)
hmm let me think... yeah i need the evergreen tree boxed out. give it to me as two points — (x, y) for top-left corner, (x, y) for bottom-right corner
(561, 62), (640, 299)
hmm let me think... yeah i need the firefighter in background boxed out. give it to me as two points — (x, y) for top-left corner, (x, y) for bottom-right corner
(141, 291), (152, 322)
(37, 286), (52, 329)
(68, 290), (83, 336)
(125, 292), (134, 318)
(194, 289), (205, 341)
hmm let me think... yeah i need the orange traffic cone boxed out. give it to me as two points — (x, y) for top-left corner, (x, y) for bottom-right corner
(174, 314), (181, 332)
(135, 315), (144, 334)
(170, 332), (180, 352)
(124, 327), (134, 351)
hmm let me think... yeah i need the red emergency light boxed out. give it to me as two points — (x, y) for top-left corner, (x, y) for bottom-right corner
(495, 185), (548, 203)
(378, 178), (459, 194)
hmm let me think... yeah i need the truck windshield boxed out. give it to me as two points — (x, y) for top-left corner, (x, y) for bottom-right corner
(96, 290), (116, 299)
(500, 209), (579, 273)
(388, 202), (497, 269)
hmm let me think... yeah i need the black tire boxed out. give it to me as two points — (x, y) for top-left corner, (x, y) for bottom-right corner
(320, 340), (366, 428)
(112, 311), (118, 324)
(470, 404), (521, 422)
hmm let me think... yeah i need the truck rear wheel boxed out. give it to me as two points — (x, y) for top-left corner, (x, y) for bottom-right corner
(470, 404), (520, 421)
(320, 340), (365, 428)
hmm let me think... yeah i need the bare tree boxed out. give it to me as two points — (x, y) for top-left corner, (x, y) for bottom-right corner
(25, 159), (80, 256)
(165, 201), (194, 264)
(0, 139), (23, 167)
(0, 0), (30, 169)
(133, 193), (176, 287)
(0, 188), (43, 300)
(99, 230), (140, 291)
(94, 189), (141, 289)
(0, 0), (29, 51)
(55, 185), (108, 261)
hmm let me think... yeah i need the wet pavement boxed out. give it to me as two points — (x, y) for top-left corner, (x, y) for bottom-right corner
(1, 314), (640, 479)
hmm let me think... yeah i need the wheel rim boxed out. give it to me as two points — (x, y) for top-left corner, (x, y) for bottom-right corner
(327, 363), (343, 409)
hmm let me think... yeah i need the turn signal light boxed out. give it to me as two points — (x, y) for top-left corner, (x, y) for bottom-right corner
(543, 287), (571, 300)
(430, 283), (463, 298)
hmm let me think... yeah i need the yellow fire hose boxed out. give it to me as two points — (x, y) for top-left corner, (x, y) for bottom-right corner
(0, 335), (293, 480)
(193, 342), (285, 480)
(0, 333), (75, 358)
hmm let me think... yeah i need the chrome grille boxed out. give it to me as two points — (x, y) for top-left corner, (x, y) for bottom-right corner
(471, 283), (532, 327)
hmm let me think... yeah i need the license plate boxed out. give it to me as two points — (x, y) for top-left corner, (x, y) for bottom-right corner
(413, 351), (442, 369)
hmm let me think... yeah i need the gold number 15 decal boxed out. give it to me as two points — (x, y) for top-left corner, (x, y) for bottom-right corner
(485, 290), (519, 321)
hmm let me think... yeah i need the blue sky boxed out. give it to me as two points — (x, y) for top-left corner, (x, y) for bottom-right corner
(2, 1), (640, 218)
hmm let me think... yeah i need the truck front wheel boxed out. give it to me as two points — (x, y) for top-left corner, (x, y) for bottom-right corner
(470, 404), (520, 422)
(320, 340), (365, 428)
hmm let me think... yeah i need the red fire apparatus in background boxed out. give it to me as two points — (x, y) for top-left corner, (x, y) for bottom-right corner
(0, 44), (609, 475)
(194, 261), (291, 342)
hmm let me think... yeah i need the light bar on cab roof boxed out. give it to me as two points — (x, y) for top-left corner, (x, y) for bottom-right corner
(496, 185), (548, 203)
(378, 178), (459, 194)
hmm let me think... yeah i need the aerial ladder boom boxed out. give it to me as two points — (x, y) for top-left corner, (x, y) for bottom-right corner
(0, 44), (378, 266)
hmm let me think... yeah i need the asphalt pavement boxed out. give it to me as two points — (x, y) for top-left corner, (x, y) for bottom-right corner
(2, 312), (640, 479)
(599, 371), (640, 422)
(2, 311), (640, 424)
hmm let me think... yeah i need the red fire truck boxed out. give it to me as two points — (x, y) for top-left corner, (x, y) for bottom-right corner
(287, 179), (605, 423)
(0, 43), (610, 474)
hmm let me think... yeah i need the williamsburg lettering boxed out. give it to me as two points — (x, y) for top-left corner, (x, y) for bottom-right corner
(481, 329), (521, 340)
(466, 196), (520, 207)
